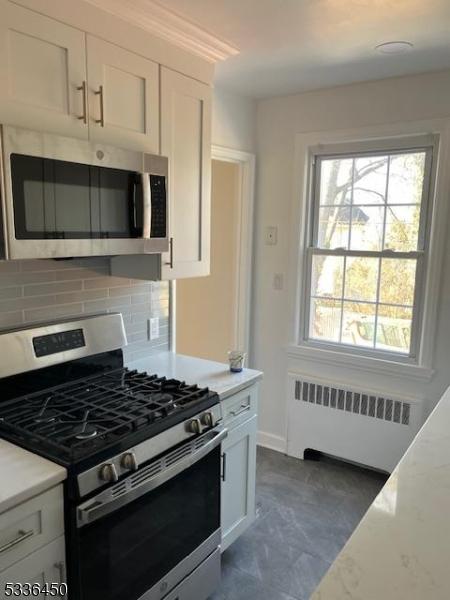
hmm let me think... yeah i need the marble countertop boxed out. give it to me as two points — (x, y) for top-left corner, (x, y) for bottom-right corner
(0, 439), (66, 514)
(127, 352), (263, 399)
(312, 384), (450, 600)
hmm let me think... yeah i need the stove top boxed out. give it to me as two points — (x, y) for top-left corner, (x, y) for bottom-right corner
(0, 367), (217, 466)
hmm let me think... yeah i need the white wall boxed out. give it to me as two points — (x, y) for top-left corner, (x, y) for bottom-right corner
(212, 87), (256, 152)
(253, 69), (450, 450)
(176, 160), (240, 362)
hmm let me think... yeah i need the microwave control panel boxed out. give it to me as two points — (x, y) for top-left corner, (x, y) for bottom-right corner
(150, 175), (167, 238)
(33, 328), (86, 357)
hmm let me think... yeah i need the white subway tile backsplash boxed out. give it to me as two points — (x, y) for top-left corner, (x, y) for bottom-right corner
(24, 302), (84, 323)
(131, 293), (153, 305)
(84, 276), (134, 290)
(0, 258), (170, 359)
(0, 286), (22, 300)
(0, 294), (59, 313)
(55, 267), (109, 281)
(24, 280), (82, 297)
(84, 296), (132, 312)
(109, 284), (151, 298)
(0, 271), (59, 286)
(54, 289), (108, 304)
(0, 311), (23, 328)
(0, 262), (20, 273)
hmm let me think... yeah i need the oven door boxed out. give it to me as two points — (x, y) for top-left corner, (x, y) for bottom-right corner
(71, 426), (226, 600)
(1, 125), (168, 259)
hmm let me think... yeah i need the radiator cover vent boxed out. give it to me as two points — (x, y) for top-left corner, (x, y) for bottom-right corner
(294, 379), (410, 426)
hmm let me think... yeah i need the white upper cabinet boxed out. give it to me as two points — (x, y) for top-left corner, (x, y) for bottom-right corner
(0, 0), (88, 138)
(86, 36), (159, 152)
(0, 0), (214, 280)
(161, 67), (212, 279)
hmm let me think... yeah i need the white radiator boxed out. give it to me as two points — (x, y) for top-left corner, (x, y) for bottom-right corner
(287, 373), (424, 473)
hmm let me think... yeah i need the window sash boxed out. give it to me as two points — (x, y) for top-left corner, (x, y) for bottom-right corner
(304, 249), (425, 357)
(311, 148), (433, 253)
(302, 142), (434, 361)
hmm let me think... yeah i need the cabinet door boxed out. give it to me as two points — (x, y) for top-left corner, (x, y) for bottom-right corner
(221, 415), (257, 552)
(0, 485), (64, 573)
(0, 536), (66, 600)
(87, 36), (159, 152)
(0, 0), (88, 138)
(161, 67), (212, 279)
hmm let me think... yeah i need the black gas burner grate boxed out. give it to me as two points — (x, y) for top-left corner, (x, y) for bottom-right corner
(0, 368), (212, 462)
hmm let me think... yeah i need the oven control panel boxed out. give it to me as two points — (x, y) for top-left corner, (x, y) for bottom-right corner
(77, 402), (223, 497)
(33, 328), (86, 357)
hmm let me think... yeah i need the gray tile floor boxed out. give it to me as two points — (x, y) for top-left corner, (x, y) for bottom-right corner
(211, 446), (388, 600)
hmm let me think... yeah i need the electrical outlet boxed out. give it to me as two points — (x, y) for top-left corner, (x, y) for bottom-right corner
(265, 226), (278, 245)
(149, 317), (159, 340)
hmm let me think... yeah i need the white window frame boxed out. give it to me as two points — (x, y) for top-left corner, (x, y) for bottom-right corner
(287, 120), (450, 382)
(303, 137), (434, 362)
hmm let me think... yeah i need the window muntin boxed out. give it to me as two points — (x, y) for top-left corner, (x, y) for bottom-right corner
(305, 146), (432, 357)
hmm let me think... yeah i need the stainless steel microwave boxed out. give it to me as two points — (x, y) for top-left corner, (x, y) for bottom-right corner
(0, 125), (169, 259)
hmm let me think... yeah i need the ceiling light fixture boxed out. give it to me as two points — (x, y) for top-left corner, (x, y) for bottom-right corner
(375, 41), (414, 55)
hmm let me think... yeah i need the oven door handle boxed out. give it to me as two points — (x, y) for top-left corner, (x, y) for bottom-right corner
(76, 426), (228, 528)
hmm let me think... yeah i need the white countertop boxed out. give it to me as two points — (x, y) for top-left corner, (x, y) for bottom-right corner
(0, 352), (259, 515)
(127, 352), (263, 399)
(312, 384), (450, 600)
(0, 439), (66, 514)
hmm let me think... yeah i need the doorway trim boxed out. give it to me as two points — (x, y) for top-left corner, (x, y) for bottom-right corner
(170, 146), (255, 358)
(211, 145), (256, 358)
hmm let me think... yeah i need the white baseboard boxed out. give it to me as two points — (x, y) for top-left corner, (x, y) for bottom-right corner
(257, 430), (286, 454)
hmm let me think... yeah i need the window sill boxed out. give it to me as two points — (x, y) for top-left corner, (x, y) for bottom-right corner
(286, 344), (434, 382)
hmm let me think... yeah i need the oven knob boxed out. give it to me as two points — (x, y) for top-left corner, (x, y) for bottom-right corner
(201, 412), (214, 428)
(99, 463), (119, 483)
(188, 418), (202, 434)
(121, 451), (139, 471)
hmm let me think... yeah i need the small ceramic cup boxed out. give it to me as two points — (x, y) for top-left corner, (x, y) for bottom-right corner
(228, 350), (246, 373)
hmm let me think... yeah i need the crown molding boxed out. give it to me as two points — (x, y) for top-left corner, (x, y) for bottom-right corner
(84, 0), (239, 63)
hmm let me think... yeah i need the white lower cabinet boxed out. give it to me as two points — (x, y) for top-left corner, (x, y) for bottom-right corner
(0, 485), (65, 599)
(221, 387), (258, 552)
(0, 536), (66, 600)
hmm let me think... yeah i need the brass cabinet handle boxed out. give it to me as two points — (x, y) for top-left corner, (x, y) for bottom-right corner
(0, 529), (34, 554)
(165, 237), (174, 268)
(94, 85), (105, 127)
(76, 81), (87, 124)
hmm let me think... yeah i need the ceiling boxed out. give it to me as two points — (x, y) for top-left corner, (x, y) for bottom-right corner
(159, 0), (450, 98)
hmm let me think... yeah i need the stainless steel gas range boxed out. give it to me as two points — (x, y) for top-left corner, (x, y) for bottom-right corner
(0, 314), (225, 600)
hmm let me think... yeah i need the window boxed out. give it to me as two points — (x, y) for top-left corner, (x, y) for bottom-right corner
(304, 140), (434, 359)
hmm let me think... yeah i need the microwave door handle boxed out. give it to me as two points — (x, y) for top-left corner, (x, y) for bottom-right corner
(141, 173), (151, 239)
(130, 177), (138, 233)
(76, 426), (228, 528)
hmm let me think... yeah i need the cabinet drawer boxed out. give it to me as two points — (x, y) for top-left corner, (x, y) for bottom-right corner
(0, 486), (64, 573)
(0, 536), (66, 599)
(222, 385), (258, 428)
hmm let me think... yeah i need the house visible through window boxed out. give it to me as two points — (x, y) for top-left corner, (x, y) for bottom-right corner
(304, 141), (434, 358)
